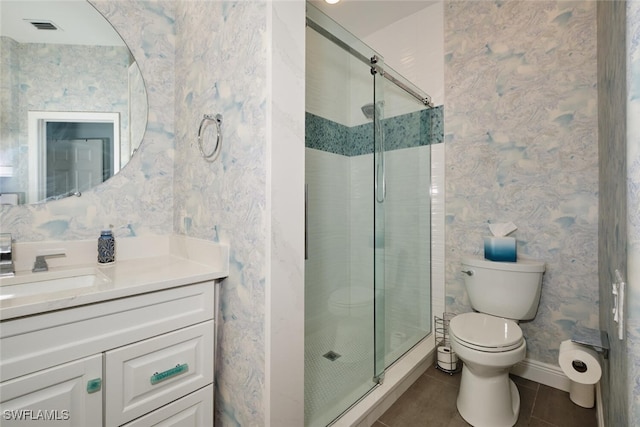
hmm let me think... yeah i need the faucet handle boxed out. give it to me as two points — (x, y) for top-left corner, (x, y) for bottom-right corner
(0, 233), (12, 255)
(32, 253), (66, 273)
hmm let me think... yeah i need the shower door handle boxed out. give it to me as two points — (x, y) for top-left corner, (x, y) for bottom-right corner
(305, 184), (308, 260)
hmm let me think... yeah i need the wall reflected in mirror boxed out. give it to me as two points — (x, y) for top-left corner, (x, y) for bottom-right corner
(0, 0), (148, 204)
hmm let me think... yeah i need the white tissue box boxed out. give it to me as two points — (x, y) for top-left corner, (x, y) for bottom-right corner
(484, 236), (516, 262)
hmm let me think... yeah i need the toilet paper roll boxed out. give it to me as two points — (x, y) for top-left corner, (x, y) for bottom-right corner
(437, 345), (458, 371)
(558, 340), (602, 385)
(569, 381), (595, 408)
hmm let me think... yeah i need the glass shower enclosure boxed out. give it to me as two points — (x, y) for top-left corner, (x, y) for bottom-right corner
(305, 5), (434, 426)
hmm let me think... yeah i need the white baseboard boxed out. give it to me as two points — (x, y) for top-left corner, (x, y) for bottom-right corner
(510, 358), (571, 392)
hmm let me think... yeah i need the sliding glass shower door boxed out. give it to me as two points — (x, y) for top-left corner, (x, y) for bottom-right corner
(304, 4), (433, 426)
(375, 67), (433, 368)
(305, 10), (379, 425)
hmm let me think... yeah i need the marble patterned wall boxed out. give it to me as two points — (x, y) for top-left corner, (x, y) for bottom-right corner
(444, 1), (598, 365)
(0, 0), (175, 240)
(597, 2), (628, 425)
(0, 37), (131, 197)
(626, 1), (640, 424)
(0, 37), (19, 179)
(173, 1), (268, 425)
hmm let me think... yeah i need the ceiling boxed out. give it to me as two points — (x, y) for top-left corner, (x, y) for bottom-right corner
(309, 0), (437, 38)
(0, 0), (123, 46)
(1, 0), (436, 47)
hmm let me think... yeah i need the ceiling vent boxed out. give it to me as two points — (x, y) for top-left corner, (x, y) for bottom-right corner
(27, 20), (60, 31)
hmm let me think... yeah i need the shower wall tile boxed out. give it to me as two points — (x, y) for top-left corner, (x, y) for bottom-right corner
(444, 1), (598, 365)
(431, 143), (446, 320)
(349, 154), (375, 292)
(306, 107), (444, 157)
(349, 122), (374, 157)
(383, 147), (432, 344)
(305, 148), (351, 330)
(363, 2), (445, 107)
(430, 106), (444, 145)
(306, 112), (351, 156)
(306, 26), (354, 127)
(350, 108), (443, 157)
(0, 0), (175, 241)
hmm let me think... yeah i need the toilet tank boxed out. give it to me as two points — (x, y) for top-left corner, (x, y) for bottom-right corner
(461, 256), (545, 321)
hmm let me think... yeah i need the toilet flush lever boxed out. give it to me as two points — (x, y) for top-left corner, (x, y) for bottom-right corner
(461, 270), (474, 276)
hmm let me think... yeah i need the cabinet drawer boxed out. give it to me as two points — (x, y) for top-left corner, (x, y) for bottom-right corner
(105, 321), (214, 427)
(0, 354), (102, 427)
(122, 385), (213, 427)
(1, 282), (215, 382)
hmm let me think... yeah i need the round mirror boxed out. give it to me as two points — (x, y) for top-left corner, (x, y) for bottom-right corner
(0, 0), (148, 205)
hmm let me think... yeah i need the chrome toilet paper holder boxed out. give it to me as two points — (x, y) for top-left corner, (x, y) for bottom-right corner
(570, 327), (609, 359)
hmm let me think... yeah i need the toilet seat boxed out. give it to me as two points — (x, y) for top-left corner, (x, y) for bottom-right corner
(328, 287), (373, 308)
(450, 312), (523, 353)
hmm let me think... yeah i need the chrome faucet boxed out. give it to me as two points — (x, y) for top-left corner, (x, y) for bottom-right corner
(32, 253), (66, 273)
(0, 233), (14, 277)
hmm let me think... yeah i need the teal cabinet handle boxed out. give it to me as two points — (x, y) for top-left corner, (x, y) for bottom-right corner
(150, 363), (189, 385)
(86, 378), (102, 394)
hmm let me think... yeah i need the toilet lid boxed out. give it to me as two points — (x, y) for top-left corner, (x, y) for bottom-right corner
(450, 312), (523, 352)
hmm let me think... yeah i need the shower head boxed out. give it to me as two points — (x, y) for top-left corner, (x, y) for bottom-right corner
(361, 103), (376, 120)
(361, 101), (384, 120)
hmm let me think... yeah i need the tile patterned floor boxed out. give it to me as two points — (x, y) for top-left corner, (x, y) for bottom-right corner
(374, 365), (598, 427)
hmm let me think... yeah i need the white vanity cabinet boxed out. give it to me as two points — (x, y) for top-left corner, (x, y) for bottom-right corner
(0, 281), (217, 427)
(0, 354), (103, 426)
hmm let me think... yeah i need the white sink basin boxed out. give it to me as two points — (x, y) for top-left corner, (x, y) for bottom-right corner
(0, 267), (111, 301)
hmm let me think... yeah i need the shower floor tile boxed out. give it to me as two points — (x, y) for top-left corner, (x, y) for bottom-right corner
(374, 364), (598, 427)
(305, 326), (376, 427)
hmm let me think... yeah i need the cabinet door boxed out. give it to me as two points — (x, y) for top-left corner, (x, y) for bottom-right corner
(122, 385), (213, 427)
(105, 321), (214, 426)
(0, 354), (102, 427)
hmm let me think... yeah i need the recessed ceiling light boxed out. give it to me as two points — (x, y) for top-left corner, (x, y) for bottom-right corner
(325, 0), (340, 4)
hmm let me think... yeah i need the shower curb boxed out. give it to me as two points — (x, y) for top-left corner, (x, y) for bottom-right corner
(330, 338), (434, 427)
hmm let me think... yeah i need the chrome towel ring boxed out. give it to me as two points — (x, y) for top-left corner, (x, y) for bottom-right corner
(197, 113), (223, 162)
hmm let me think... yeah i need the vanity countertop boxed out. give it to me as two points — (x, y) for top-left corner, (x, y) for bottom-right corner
(0, 235), (229, 320)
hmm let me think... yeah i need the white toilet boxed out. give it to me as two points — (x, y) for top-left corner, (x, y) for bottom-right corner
(449, 256), (545, 427)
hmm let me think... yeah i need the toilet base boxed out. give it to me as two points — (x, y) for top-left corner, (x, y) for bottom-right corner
(456, 364), (520, 427)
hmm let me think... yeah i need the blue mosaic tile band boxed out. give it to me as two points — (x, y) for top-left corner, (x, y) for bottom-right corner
(306, 105), (444, 156)
(305, 112), (351, 156)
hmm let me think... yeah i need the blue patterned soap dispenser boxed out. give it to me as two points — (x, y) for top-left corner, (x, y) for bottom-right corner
(97, 229), (115, 264)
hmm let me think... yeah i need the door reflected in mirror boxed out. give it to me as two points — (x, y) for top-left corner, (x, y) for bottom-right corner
(0, 0), (148, 204)
(28, 111), (120, 202)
